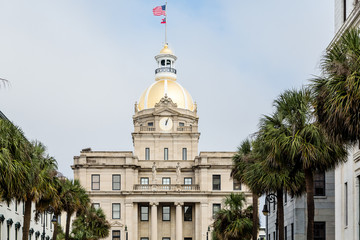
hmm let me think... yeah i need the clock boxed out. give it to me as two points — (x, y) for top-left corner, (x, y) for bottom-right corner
(159, 117), (173, 131)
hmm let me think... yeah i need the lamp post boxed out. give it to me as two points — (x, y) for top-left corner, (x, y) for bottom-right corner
(262, 193), (278, 240)
(125, 225), (128, 240)
(206, 226), (210, 240)
(41, 206), (57, 240)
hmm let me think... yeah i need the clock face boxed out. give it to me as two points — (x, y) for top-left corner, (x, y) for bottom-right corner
(159, 117), (173, 131)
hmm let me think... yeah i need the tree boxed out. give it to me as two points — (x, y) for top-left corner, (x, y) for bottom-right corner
(312, 28), (360, 144)
(71, 206), (110, 240)
(61, 179), (90, 240)
(232, 138), (305, 240)
(19, 141), (58, 240)
(260, 88), (347, 240)
(212, 193), (253, 240)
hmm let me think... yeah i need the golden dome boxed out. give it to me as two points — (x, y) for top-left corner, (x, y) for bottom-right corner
(159, 44), (173, 54)
(138, 79), (194, 111)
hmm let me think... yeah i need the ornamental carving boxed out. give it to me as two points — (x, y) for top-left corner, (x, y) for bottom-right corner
(111, 221), (123, 227)
(155, 94), (178, 108)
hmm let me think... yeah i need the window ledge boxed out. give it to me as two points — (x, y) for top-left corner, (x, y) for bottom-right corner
(314, 196), (327, 199)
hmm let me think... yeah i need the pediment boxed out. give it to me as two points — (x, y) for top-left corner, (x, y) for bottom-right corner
(111, 221), (124, 227)
(153, 108), (181, 116)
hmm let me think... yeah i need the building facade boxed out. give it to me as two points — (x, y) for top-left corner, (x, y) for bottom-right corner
(266, 171), (335, 240)
(72, 45), (251, 240)
(331, 1), (360, 240)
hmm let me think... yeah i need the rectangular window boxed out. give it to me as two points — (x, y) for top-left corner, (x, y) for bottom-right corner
(91, 174), (100, 190)
(112, 203), (121, 219)
(140, 177), (149, 185)
(184, 205), (192, 221)
(162, 177), (171, 185)
(345, 182), (348, 226)
(162, 206), (170, 221)
(112, 175), (121, 190)
(182, 148), (187, 160)
(213, 204), (221, 218)
(314, 172), (325, 196)
(314, 222), (326, 240)
(163, 238), (171, 240)
(140, 238), (149, 240)
(285, 226), (287, 240)
(140, 206), (149, 221)
(92, 203), (100, 209)
(212, 175), (221, 190)
(147, 122), (154, 126)
(164, 148), (169, 160)
(233, 179), (241, 190)
(291, 223), (294, 240)
(179, 122), (185, 126)
(184, 178), (192, 185)
(112, 230), (120, 240)
(145, 148), (150, 160)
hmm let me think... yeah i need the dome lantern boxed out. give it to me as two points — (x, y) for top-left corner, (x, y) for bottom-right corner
(154, 44), (177, 81)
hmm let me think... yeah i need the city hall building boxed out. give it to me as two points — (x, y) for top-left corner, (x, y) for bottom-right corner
(72, 44), (251, 240)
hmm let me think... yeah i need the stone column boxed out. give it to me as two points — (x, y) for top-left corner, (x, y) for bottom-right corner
(125, 203), (133, 240)
(175, 202), (183, 240)
(151, 202), (158, 240)
(201, 203), (209, 240)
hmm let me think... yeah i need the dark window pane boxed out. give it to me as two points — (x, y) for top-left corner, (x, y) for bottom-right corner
(184, 206), (192, 221)
(213, 204), (221, 218)
(112, 175), (121, 190)
(212, 175), (221, 190)
(314, 222), (326, 240)
(92, 175), (100, 190)
(141, 206), (149, 221)
(162, 206), (170, 221)
(314, 172), (325, 196)
(112, 203), (120, 219)
(112, 230), (120, 240)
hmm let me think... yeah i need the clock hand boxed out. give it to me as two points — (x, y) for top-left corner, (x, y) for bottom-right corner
(165, 118), (169, 125)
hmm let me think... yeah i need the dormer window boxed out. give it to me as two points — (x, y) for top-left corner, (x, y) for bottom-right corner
(147, 122), (154, 127)
(179, 122), (185, 127)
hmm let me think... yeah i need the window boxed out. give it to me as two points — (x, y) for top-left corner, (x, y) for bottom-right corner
(112, 203), (120, 219)
(184, 178), (192, 185)
(140, 206), (149, 221)
(212, 175), (221, 190)
(147, 122), (154, 126)
(140, 177), (149, 185)
(182, 148), (187, 160)
(233, 179), (241, 190)
(179, 122), (184, 126)
(164, 148), (169, 160)
(162, 177), (171, 190)
(112, 230), (120, 240)
(213, 204), (221, 218)
(91, 174), (100, 190)
(345, 182), (348, 226)
(163, 238), (170, 240)
(291, 223), (294, 240)
(184, 238), (192, 240)
(112, 175), (121, 190)
(184, 205), (192, 221)
(285, 226), (287, 240)
(162, 177), (171, 185)
(314, 222), (326, 240)
(314, 172), (325, 196)
(140, 238), (149, 240)
(145, 148), (150, 160)
(162, 206), (170, 221)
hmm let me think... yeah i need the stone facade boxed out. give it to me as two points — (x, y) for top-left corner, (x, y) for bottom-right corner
(266, 171), (335, 240)
(72, 45), (251, 240)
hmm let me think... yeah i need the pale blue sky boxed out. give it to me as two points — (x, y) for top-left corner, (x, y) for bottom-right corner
(0, 0), (334, 185)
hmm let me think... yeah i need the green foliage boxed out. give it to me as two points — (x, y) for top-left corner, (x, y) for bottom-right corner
(71, 207), (110, 240)
(312, 28), (360, 144)
(212, 193), (253, 240)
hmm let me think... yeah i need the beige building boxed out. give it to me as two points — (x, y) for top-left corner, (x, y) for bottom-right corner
(72, 44), (251, 240)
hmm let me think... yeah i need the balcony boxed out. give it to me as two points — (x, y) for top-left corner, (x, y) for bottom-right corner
(155, 67), (177, 74)
(177, 126), (192, 132)
(140, 126), (155, 131)
(133, 184), (200, 191)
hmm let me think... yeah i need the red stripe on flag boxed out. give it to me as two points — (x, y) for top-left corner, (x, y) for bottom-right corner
(153, 6), (166, 16)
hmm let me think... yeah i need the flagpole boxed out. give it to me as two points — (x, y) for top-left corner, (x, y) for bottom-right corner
(165, 1), (167, 44)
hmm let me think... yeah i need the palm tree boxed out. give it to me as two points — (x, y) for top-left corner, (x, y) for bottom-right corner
(19, 141), (58, 240)
(0, 119), (30, 201)
(312, 28), (360, 144)
(233, 138), (305, 240)
(212, 193), (253, 240)
(260, 88), (347, 240)
(71, 206), (110, 240)
(61, 179), (90, 240)
(231, 139), (260, 240)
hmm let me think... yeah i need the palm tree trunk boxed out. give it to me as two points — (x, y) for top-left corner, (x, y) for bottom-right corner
(22, 199), (32, 240)
(277, 189), (284, 240)
(52, 222), (58, 240)
(305, 168), (314, 240)
(65, 212), (71, 240)
(252, 193), (259, 240)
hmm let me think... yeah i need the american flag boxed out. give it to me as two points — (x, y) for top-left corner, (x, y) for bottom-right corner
(161, 18), (166, 24)
(153, 5), (166, 16)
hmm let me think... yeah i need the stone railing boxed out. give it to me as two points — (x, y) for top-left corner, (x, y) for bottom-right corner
(177, 126), (192, 132)
(140, 126), (156, 131)
(133, 184), (200, 191)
